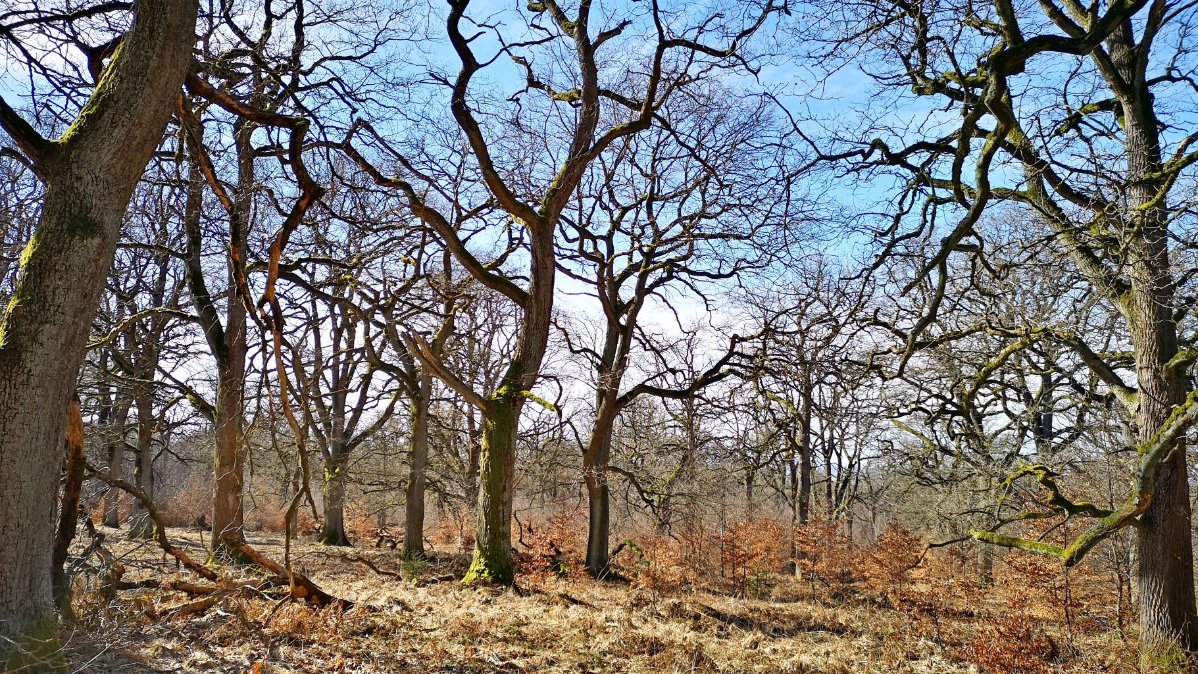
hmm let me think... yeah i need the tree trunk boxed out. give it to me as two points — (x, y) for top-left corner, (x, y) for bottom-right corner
(459, 223), (554, 586)
(102, 400), (131, 528)
(745, 470), (755, 516)
(128, 392), (156, 539)
(1115, 39), (1198, 657)
(52, 396), (85, 614)
(462, 394), (521, 585)
(465, 406), (481, 508)
(404, 374), (432, 558)
(1130, 278), (1197, 656)
(584, 390), (619, 577)
(191, 119), (252, 561)
(0, 0), (196, 659)
(798, 388), (813, 524)
(320, 447), (352, 546)
(212, 360), (248, 557)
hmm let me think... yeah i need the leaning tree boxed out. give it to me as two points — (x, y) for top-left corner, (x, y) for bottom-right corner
(0, 0), (197, 657)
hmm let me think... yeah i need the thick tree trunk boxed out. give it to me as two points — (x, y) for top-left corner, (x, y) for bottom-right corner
(320, 448), (352, 546)
(0, 0), (195, 659)
(1133, 356), (1196, 658)
(460, 225), (554, 585)
(404, 375), (432, 558)
(1116, 46), (1198, 657)
(1130, 280), (1197, 656)
(585, 476), (611, 576)
(462, 395), (521, 585)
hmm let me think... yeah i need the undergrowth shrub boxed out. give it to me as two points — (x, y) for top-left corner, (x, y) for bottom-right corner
(863, 523), (923, 597)
(715, 516), (788, 597)
(960, 594), (1059, 674)
(617, 532), (700, 592)
(794, 519), (862, 593)
(514, 510), (587, 585)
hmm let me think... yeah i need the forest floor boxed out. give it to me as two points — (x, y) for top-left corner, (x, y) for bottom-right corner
(50, 526), (1140, 674)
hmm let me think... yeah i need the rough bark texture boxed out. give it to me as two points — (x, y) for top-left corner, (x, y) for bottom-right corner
(204, 125), (253, 560)
(584, 397), (617, 577)
(462, 394), (521, 585)
(212, 358), (248, 556)
(319, 448), (351, 547)
(404, 375), (432, 558)
(1116, 29), (1198, 656)
(0, 0), (196, 660)
(1131, 296), (1196, 657)
(461, 225), (555, 585)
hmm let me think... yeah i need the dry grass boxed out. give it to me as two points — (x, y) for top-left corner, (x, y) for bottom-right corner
(53, 526), (1145, 674)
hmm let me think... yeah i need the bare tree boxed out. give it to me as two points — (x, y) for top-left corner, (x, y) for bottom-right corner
(556, 86), (793, 576)
(345, 0), (783, 583)
(810, 0), (1198, 652)
(0, 0), (196, 655)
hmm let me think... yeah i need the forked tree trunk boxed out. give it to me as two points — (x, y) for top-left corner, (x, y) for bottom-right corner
(460, 227), (555, 586)
(404, 375), (432, 558)
(0, 0), (196, 659)
(183, 119), (253, 561)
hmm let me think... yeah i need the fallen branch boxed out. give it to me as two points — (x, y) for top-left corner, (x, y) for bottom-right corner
(342, 555), (403, 580)
(87, 463), (349, 607)
(228, 541), (348, 607)
(85, 462), (217, 581)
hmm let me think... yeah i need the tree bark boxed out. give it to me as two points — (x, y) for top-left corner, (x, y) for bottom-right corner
(798, 383), (813, 524)
(404, 374), (432, 558)
(0, 0), (196, 659)
(461, 221), (555, 586)
(102, 400), (131, 528)
(1115, 32), (1198, 656)
(584, 394), (618, 577)
(462, 393), (521, 584)
(206, 124), (253, 560)
(212, 358), (248, 556)
(52, 396), (85, 614)
(319, 447), (352, 546)
(128, 390), (157, 539)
